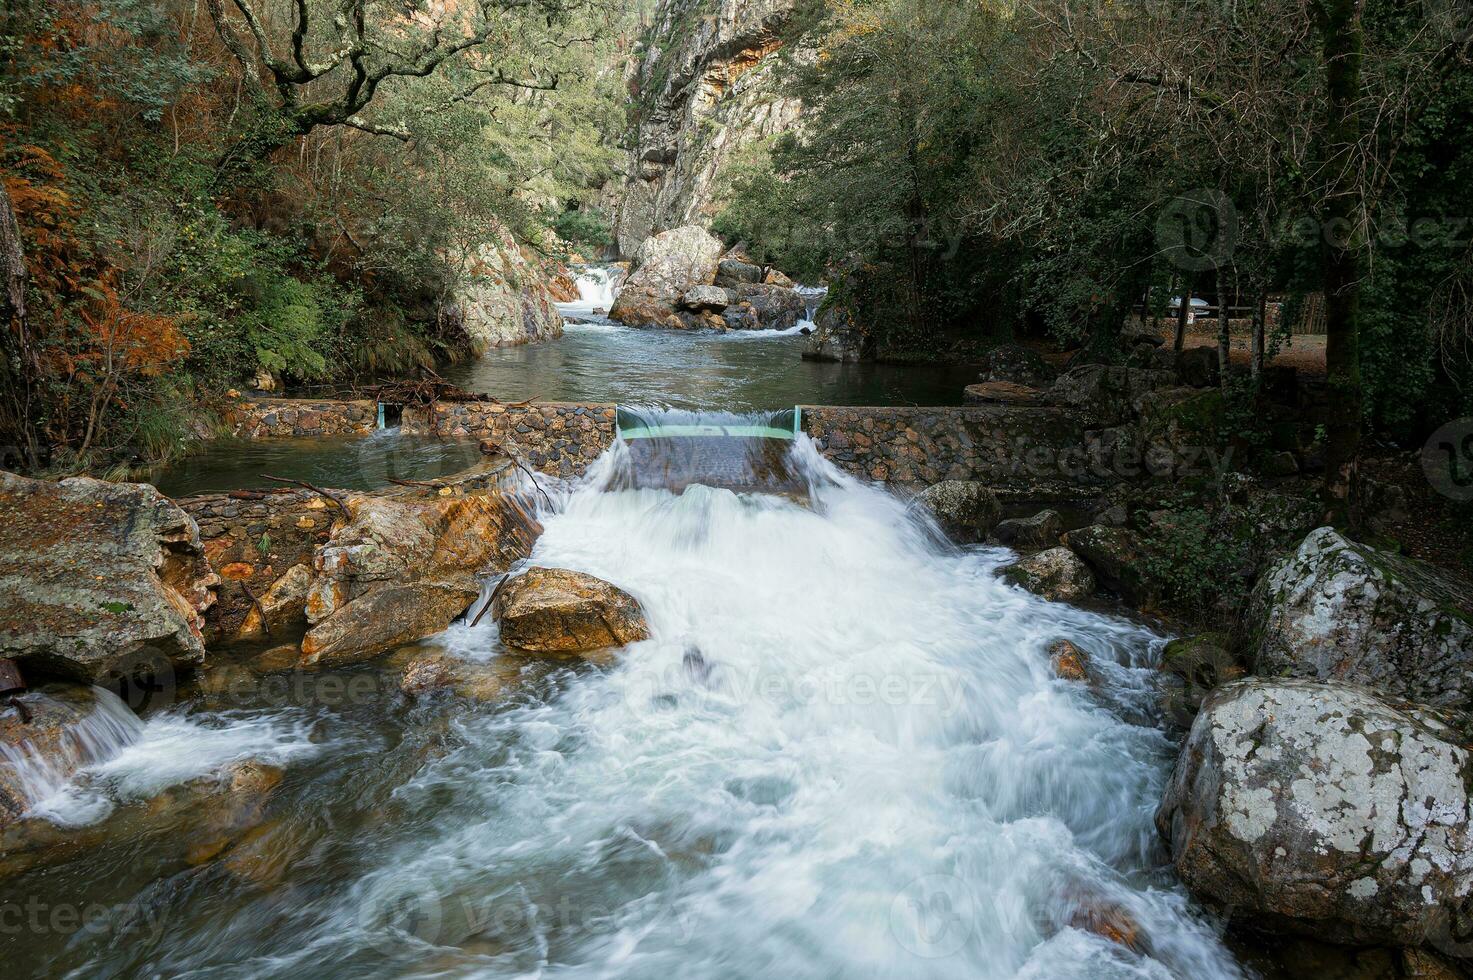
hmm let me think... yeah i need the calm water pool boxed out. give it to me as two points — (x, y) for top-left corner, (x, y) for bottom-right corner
(445, 321), (975, 411)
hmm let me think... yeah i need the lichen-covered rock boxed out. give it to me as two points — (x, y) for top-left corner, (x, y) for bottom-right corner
(1156, 678), (1473, 947)
(801, 301), (873, 362)
(1003, 547), (1096, 603)
(1250, 527), (1473, 710)
(915, 481), (1002, 543)
(714, 257), (764, 287)
(299, 492), (538, 668)
(992, 510), (1064, 551)
(609, 226), (725, 327)
(0, 471), (217, 683)
(1064, 525), (1156, 606)
(445, 221), (565, 351)
(680, 285), (733, 311)
(493, 567), (651, 656)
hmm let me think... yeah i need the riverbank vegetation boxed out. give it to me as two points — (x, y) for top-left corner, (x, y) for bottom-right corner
(0, 0), (626, 472)
(718, 0), (1473, 508)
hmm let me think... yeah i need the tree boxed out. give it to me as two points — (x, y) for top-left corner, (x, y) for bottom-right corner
(205, 0), (584, 178)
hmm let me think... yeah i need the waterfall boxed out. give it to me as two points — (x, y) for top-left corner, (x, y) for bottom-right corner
(559, 266), (625, 323)
(313, 412), (1241, 978)
(0, 686), (144, 813)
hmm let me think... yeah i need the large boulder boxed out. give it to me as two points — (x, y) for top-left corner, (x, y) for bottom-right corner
(1250, 527), (1473, 710)
(0, 472), (217, 683)
(609, 226), (725, 328)
(1003, 547), (1096, 603)
(1176, 346), (1221, 388)
(493, 567), (651, 656)
(1157, 678), (1473, 948)
(991, 510), (1064, 551)
(299, 492), (537, 668)
(915, 482), (1002, 543)
(730, 282), (806, 331)
(444, 221), (565, 351)
(1063, 525), (1155, 605)
(680, 285), (733, 311)
(714, 257), (764, 288)
(801, 301), (874, 362)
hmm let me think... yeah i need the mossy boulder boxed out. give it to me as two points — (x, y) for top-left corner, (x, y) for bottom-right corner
(1003, 547), (1096, 603)
(1249, 527), (1473, 710)
(916, 481), (1002, 543)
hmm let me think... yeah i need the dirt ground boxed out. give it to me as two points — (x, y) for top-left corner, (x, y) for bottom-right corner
(1170, 329), (1328, 376)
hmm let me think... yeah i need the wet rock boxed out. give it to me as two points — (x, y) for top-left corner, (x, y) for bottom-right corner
(916, 481), (1002, 543)
(493, 567), (651, 656)
(1158, 678), (1473, 947)
(731, 282), (806, 331)
(1048, 639), (1090, 681)
(992, 510), (1064, 551)
(1249, 527), (1473, 710)
(0, 684), (140, 826)
(721, 302), (761, 331)
(763, 268), (796, 288)
(963, 381), (1043, 405)
(0, 756), (283, 880)
(1159, 632), (1246, 724)
(1064, 525), (1155, 606)
(397, 650), (511, 702)
(0, 471), (217, 683)
(299, 493), (536, 668)
(976, 343), (1057, 388)
(610, 226), (725, 328)
(1004, 547), (1096, 603)
(801, 301), (874, 362)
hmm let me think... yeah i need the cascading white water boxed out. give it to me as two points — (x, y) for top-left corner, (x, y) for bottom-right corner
(316, 418), (1241, 978)
(575, 268), (619, 309)
(0, 686), (143, 812)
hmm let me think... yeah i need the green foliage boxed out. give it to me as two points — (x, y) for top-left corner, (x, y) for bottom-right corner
(554, 207), (614, 251)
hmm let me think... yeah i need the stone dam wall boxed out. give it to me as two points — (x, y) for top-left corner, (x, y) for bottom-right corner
(222, 398), (1132, 491)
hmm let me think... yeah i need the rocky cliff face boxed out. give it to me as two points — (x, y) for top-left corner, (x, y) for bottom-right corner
(612, 0), (803, 257)
(445, 221), (566, 352)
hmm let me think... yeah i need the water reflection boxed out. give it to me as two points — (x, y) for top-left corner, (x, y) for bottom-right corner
(446, 322), (975, 411)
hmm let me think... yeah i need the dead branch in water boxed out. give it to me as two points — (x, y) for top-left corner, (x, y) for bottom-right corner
(480, 441), (553, 510)
(259, 474), (353, 521)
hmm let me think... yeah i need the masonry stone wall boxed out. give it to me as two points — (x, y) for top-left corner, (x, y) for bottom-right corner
(405, 402), (617, 478)
(226, 398), (378, 438)
(800, 405), (1105, 492)
(221, 398), (1116, 491)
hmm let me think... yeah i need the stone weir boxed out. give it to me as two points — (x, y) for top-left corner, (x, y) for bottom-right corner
(225, 396), (1152, 495)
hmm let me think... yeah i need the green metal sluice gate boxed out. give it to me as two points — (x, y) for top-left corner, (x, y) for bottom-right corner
(613, 408), (806, 493)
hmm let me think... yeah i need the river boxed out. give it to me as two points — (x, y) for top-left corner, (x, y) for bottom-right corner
(6, 412), (1241, 978)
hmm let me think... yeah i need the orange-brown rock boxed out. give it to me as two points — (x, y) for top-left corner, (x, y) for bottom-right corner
(299, 492), (537, 668)
(1048, 639), (1090, 681)
(493, 567), (650, 656)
